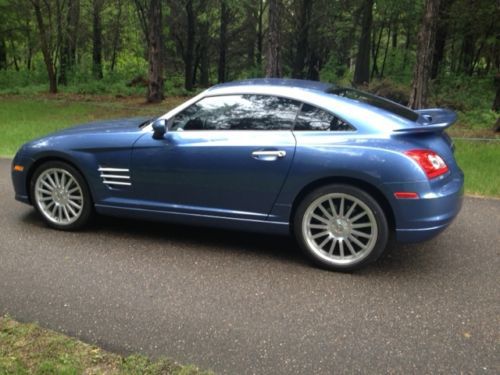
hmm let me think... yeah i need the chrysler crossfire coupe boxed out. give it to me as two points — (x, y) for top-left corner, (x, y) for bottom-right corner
(11, 79), (464, 271)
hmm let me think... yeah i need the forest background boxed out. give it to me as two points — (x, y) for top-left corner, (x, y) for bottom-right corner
(0, 0), (499, 195)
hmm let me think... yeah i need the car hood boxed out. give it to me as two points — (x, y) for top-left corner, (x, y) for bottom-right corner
(50, 117), (152, 136)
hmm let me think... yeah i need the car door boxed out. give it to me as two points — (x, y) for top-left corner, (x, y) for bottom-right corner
(130, 94), (300, 221)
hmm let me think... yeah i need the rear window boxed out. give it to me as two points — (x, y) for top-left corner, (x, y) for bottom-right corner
(328, 88), (419, 122)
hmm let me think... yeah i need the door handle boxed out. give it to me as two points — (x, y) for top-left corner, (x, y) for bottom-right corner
(251, 150), (286, 161)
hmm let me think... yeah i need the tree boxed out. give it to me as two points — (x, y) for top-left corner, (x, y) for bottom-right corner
(265, 0), (282, 77)
(59, 0), (80, 84)
(217, 0), (229, 83)
(30, 0), (58, 93)
(291, 0), (313, 79)
(408, 0), (441, 109)
(353, 0), (373, 85)
(146, 0), (164, 102)
(92, 0), (104, 79)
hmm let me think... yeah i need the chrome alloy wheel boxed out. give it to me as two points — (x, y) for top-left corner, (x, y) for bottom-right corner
(34, 168), (84, 225)
(302, 193), (378, 266)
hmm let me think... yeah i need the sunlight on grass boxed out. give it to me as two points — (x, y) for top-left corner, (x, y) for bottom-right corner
(0, 96), (184, 156)
(454, 139), (500, 197)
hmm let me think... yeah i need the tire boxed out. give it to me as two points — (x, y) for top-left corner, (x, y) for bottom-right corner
(294, 184), (388, 272)
(30, 161), (93, 230)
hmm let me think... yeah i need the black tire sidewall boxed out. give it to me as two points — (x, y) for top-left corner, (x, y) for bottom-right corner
(294, 184), (389, 272)
(30, 161), (93, 230)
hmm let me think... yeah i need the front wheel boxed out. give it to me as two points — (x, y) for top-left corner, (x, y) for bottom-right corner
(294, 184), (389, 272)
(30, 161), (93, 230)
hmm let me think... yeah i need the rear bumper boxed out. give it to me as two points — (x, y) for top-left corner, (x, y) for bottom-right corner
(384, 170), (464, 243)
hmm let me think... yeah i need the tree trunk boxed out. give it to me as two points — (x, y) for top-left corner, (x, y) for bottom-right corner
(146, 0), (164, 102)
(110, 0), (123, 72)
(408, 0), (441, 109)
(92, 0), (103, 80)
(31, 0), (57, 93)
(292, 0), (313, 79)
(265, 0), (282, 78)
(184, 0), (195, 91)
(380, 24), (391, 78)
(256, 0), (264, 67)
(493, 73), (500, 112)
(199, 19), (209, 87)
(218, 0), (229, 83)
(0, 39), (6, 70)
(353, 0), (373, 86)
(430, 0), (453, 79)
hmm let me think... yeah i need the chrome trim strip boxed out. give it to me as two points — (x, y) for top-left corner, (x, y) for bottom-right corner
(98, 167), (130, 172)
(103, 180), (132, 186)
(100, 174), (130, 179)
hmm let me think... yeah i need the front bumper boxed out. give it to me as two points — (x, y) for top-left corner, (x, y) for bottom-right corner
(11, 149), (33, 205)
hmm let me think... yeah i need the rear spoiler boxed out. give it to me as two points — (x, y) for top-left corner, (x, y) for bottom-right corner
(393, 108), (457, 134)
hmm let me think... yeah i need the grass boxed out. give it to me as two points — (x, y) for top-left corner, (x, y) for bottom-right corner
(0, 94), (185, 156)
(454, 139), (500, 197)
(0, 94), (499, 197)
(0, 316), (212, 375)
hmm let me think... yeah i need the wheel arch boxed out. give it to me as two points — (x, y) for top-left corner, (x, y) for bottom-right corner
(26, 156), (94, 205)
(290, 176), (396, 232)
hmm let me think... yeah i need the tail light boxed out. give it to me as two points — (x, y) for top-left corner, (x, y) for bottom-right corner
(405, 149), (449, 179)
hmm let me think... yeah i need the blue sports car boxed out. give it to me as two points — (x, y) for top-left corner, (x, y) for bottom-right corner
(11, 79), (464, 271)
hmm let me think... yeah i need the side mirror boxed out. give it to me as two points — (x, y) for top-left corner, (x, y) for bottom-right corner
(152, 119), (167, 139)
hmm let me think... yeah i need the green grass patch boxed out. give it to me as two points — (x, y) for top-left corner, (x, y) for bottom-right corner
(0, 95), (185, 156)
(0, 316), (212, 375)
(454, 139), (500, 197)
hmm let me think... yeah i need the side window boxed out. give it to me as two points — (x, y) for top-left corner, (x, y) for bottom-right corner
(170, 95), (300, 131)
(295, 103), (356, 131)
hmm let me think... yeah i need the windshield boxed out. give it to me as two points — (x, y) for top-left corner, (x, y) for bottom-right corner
(328, 88), (419, 122)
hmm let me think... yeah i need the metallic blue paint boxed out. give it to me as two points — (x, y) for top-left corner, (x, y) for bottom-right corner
(11, 78), (463, 244)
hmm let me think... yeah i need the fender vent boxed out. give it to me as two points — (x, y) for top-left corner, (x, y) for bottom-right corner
(98, 167), (131, 187)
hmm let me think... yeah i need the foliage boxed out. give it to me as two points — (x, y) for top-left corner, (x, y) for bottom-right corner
(0, 316), (213, 374)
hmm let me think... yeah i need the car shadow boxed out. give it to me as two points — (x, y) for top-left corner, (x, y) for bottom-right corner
(20, 209), (438, 275)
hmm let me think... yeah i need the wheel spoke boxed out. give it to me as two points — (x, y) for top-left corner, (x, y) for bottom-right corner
(352, 222), (372, 229)
(311, 213), (330, 225)
(345, 202), (357, 219)
(350, 211), (367, 223)
(349, 235), (366, 249)
(41, 180), (54, 191)
(38, 188), (52, 195)
(328, 198), (338, 217)
(318, 236), (331, 249)
(344, 238), (357, 255)
(312, 231), (329, 240)
(66, 203), (77, 217)
(339, 197), (345, 216)
(318, 202), (333, 219)
(60, 173), (66, 188)
(328, 239), (337, 255)
(68, 200), (82, 210)
(351, 229), (371, 239)
(62, 205), (70, 221)
(53, 171), (60, 188)
(46, 174), (57, 188)
(309, 223), (328, 230)
(339, 240), (344, 258)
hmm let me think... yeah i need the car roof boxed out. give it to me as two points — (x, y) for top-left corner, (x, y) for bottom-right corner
(207, 78), (334, 93)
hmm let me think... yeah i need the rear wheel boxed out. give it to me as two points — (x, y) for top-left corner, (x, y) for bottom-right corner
(30, 161), (93, 230)
(294, 184), (388, 271)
